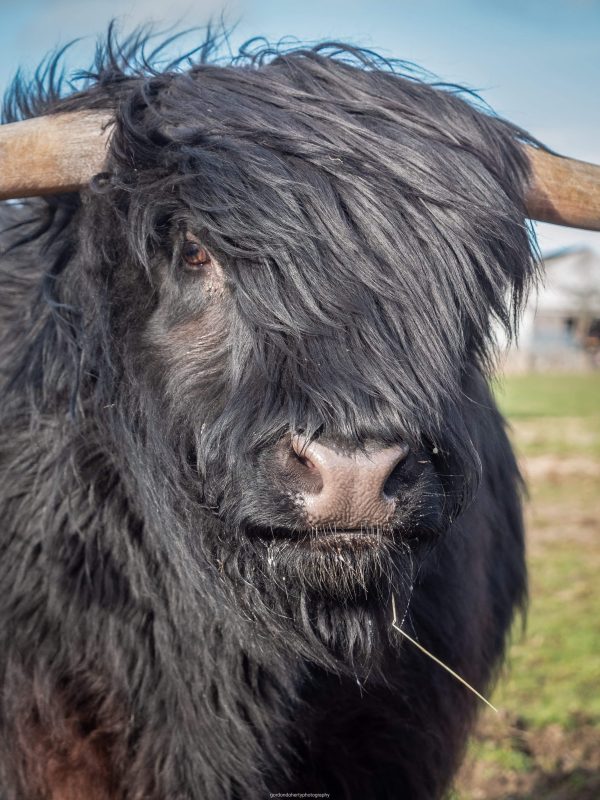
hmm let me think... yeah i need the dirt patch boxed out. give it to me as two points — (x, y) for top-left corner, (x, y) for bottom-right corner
(509, 417), (600, 460)
(456, 713), (600, 800)
(523, 468), (600, 549)
(521, 454), (600, 481)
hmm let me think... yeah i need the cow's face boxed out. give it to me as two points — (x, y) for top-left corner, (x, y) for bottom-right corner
(82, 49), (534, 616)
(135, 218), (455, 601)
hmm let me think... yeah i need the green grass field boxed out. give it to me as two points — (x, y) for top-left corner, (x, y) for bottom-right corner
(494, 373), (600, 458)
(455, 373), (600, 800)
(494, 373), (600, 419)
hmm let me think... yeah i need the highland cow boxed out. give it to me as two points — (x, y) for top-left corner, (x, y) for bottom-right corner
(0, 31), (595, 800)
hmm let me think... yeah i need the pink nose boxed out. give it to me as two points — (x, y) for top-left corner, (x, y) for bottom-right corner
(288, 436), (409, 528)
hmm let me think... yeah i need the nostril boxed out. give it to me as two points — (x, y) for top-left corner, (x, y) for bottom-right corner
(290, 439), (316, 470)
(293, 451), (316, 470)
(382, 445), (411, 499)
(290, 435), (318, 471)
(280, 436), (324, 494)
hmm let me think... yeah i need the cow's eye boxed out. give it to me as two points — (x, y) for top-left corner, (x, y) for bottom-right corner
(181, 237), (212, 270)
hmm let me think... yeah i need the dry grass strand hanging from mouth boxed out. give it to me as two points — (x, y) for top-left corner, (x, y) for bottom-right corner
(391, 595), (498, 713)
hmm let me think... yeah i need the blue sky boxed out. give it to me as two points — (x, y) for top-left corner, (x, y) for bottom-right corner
(1, 0), (599, 253)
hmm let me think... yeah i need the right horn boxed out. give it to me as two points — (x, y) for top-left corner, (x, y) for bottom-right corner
(524, 145), (600, 231)
(0, 111), (111, 201)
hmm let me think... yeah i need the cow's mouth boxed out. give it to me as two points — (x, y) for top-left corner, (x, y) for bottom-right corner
(247, 524), (394, 550)
(240, 522), (405, 600)
(307, 530), (390, 551)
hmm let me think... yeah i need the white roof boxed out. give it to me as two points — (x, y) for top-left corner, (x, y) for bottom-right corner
(533, 247), (600, 315)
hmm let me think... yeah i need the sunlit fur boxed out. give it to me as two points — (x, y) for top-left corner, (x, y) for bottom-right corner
(0, 30), (536, 799)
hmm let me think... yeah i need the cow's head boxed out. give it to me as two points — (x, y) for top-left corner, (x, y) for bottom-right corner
(1, 42), (599, 661)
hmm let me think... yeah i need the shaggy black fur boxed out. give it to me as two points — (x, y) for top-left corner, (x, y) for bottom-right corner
(0, 30), (537, 799)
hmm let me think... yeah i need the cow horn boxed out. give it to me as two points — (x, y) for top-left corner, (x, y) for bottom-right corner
(1, 112), (600, 232)
(0, 111), (111, 200)
(523, 146), (600, 232)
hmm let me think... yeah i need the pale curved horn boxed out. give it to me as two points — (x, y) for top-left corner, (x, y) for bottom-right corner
(0, 111), (111, 200)
(524, 145), (600, 232)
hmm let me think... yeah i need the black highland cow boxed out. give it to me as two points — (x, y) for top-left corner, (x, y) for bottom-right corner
(0, 32), (537, 800)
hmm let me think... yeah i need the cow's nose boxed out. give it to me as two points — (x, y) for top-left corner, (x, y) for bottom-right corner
(287, 435), (409, 528)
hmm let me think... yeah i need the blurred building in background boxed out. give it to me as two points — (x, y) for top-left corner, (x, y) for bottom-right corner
(502, 247), (600, 372)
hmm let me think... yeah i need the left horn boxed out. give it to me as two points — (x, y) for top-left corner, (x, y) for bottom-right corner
(0, 111), (111, 200)
(524, 145), (600, 232)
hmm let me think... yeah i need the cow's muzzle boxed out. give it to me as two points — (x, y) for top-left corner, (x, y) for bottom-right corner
(277, 435), (410, 529)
